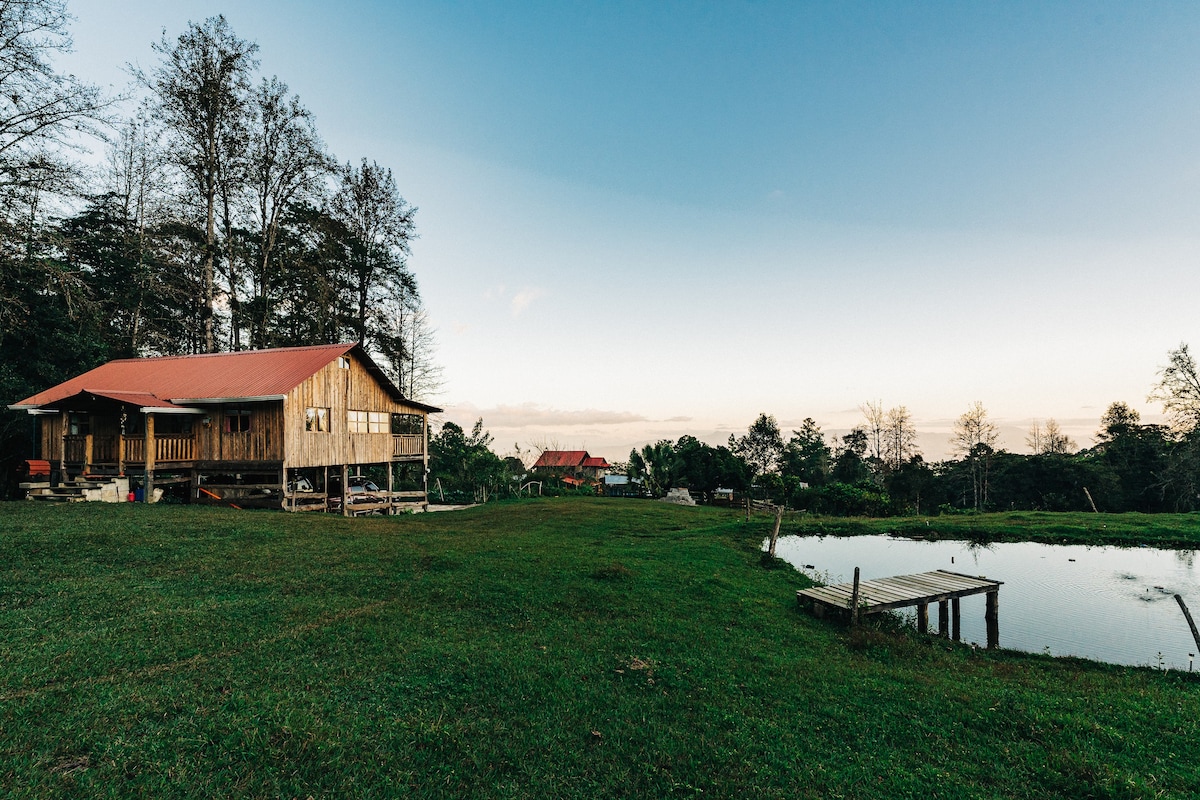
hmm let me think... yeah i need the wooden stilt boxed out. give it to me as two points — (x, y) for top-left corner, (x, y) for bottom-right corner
(917, 603), (928, 634)
(985, 590), (999, 648)
(938, 600), (950, 638)
(952, 597), (961, 641)
(341, 464), (349, 517)
(387, 461), (394, 515)
(850, 567), (861, 627)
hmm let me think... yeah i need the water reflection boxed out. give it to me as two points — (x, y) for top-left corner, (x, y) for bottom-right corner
(772, 534), (1200, 670)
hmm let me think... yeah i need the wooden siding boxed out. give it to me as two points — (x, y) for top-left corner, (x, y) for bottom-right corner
(283, 354), (428, 469)
(190, 402), (284, 463)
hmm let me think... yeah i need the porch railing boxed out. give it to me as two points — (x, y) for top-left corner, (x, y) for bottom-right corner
(392, 434), (425, 458)
(123, 435), (196, 463)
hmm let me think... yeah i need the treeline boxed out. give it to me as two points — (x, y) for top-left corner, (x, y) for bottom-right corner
(621, 346), (1200, 514)
(1, 3), (438, 483)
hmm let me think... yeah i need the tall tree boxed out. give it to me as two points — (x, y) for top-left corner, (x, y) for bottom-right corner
(780, 418), (831, 485)
(0, 0), (108, 190)
(1149, 343), (1200, 434)
(244, 76), (331, 348)
(328, 158), (417, 344)
(951, 401), (999, 510)
(148, 15), (258, 352)
(729, 413), (784, 484)
(882, 405), (919, 471)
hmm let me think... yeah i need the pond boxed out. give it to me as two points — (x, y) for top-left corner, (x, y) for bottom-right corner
(772, 534), (1200, 670)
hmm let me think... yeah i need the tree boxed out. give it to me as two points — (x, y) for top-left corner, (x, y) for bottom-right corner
(244, 76), (332, 348)
(860, 400), (886, 464)
(1149, 343), (1200, 434)
(729, 413), (784, 486)
(780, 418), (831, 486)
(148, 15), (259, 352)
(952, 401), (999, 510)
(1027, 418), (1075, 455)
(629, 439), (677, 497)
(429, 419), (509, 502)
(0, 0), (109, 189)
(328, 158), (417, 344)
(882, 405), (919, 471)
(831, 427), (871, 484)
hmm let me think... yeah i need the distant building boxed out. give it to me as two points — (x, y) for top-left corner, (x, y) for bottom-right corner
(531, 450), (611, 483)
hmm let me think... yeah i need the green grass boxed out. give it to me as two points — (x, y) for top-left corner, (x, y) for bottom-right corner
(783, 509), (1200, 549)
(1, 498), (1198, 798)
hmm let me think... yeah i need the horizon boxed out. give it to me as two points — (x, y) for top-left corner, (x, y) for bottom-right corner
(59, 0), (1200, 460)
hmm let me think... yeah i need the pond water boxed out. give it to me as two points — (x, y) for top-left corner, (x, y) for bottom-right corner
(772, 534), (1200, 670)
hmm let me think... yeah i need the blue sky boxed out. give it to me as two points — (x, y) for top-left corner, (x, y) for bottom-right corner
(62, 1), (1200, 459)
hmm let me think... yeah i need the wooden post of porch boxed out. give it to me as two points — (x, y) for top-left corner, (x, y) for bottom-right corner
(387, 461), (394, 515)
(59, 411), (67, 483)
(341, 464), (349, 517)
(144, 413), (156, 503)
(985, 590), (1000, 649)
(83, 434), (94, 477)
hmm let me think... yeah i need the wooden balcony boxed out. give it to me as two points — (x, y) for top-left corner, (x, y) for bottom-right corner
(392, 434), (425, 459)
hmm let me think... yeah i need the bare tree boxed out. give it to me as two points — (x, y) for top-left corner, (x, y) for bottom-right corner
(0, 0), (109, 188)
(147, 15), (258, 352)
(860, 400), (886, 463)
(952, 401), (999, 510)
(1149, 343), (1200, 434)
(882, 405), (919, 470)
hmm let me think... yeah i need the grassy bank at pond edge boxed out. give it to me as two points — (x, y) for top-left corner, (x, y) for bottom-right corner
(782, 509), (1200, 550)
(1, 498), (1198, 798)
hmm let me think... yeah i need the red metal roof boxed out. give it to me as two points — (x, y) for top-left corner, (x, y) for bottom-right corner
(532, 450), (589, 469)
(10, 344), (441, 411)
(582, 456), (610, 469)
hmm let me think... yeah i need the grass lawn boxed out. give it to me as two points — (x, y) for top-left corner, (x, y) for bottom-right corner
(1, 498), (1198, 798)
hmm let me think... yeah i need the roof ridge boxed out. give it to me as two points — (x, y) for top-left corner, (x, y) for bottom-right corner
(110, 343), (356, 363)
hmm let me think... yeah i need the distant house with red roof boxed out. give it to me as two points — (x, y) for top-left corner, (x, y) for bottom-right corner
(8, 343), (440, 513)
(531, 450), (611, 484)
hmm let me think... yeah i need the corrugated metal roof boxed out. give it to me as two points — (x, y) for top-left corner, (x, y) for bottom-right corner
(532, 450), (589, 469)
(582, 457), (610, 469)
(10, 344), (442, 413)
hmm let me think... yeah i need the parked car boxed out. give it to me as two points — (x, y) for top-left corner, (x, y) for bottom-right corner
(328, 475), (386, 512)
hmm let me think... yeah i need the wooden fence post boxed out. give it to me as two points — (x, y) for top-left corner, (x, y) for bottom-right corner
(768, 505), (783, 558)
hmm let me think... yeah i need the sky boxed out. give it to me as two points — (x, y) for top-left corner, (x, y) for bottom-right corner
(58, 0), (1200, 461)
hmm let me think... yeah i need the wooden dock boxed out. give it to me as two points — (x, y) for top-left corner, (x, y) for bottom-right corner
(797, 569), (1003, 647)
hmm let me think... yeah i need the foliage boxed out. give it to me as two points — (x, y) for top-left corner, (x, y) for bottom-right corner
(429, 419), (513, 502)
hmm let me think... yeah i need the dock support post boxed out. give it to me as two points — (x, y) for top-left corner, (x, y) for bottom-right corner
(952, 598), (961, 641)
(916, 603), (928, 634)
(938, 600), (950, 638)
(985, 590), (1000, 648)
(850, 567), (861, 627)
(1175, 595), (1200, 653)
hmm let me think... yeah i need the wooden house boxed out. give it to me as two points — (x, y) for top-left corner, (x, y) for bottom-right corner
(530, 450), (611, 487)
(7, 343), (441, 514)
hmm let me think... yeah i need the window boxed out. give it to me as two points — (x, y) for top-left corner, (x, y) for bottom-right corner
(225, 408), (251, 433)
(392, 414), (424, 435)
(338, 356), (350, 369)
(348, 410), (389, 433)
(68, 413), (90, 436)
(305, 407), (330, 432)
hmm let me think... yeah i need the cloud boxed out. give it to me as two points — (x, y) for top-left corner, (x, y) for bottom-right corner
(442, 402), (649, 428)
(511, 287), (546, 316)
